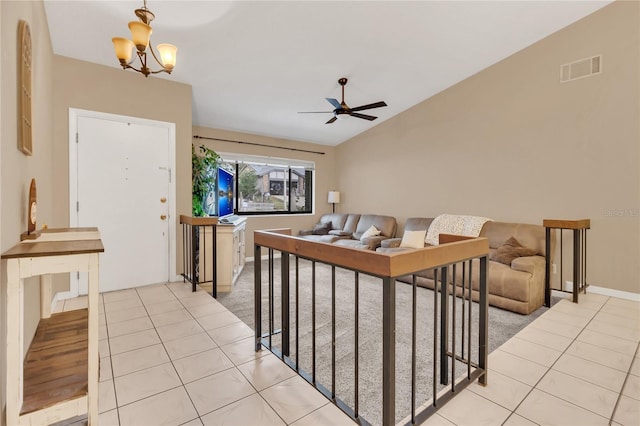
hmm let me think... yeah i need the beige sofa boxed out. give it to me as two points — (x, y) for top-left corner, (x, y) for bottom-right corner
(299, 213), (397, 250)
(378, 217), (554, 314)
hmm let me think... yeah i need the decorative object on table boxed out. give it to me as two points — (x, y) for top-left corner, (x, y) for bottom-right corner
(112, 0), (178, 77)
(327, 190), (340, 213)
(298, 77), (388, 124)
(18, 20), (32, 156)
(192, 144), (221, 217)
(21, 179), (38, 241)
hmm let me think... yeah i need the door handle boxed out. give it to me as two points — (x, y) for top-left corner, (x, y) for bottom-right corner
(160, 215), (167, 220)
(160, 197), (166, 203)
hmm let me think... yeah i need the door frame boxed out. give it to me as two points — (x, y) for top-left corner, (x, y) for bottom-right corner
(67, 108), (177, 297)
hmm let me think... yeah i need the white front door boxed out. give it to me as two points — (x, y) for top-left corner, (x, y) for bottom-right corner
(70, 110), (176, 294)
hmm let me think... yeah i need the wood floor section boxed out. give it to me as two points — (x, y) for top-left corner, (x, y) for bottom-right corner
(21, 308), (88, 415)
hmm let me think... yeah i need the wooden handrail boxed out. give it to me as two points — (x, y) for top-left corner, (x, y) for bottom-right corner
(254, 229), (489, 277)
(179, 215), (218, 226)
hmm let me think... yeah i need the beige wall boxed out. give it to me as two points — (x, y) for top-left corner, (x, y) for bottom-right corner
(336, 1), (639, 294)
(52, 56), (193, 293)
(192, 126), (337, 258)
(1, 1), (55, 424)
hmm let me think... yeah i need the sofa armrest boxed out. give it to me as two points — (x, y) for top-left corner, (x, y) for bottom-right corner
(360, 235), (390, 250)
(510, 255), (545, 275)
(381, 238), (402, 249)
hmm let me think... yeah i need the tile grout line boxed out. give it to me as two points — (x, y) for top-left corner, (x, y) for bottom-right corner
(608, 341), (640, 425)
(500, 296), (611, 425)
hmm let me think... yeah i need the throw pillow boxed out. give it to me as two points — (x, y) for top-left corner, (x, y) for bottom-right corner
(311, 222), (331, 235)
(490, 236), (537, 265)
(360, 225), (381, 242)
(400, 229), (427, 249)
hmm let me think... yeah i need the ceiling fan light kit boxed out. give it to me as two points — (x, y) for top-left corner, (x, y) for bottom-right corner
(299, 77), (388, 124)
(112, 0), (177, 77)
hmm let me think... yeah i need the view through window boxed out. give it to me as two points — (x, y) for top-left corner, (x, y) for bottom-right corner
(220, 154), (314, 215)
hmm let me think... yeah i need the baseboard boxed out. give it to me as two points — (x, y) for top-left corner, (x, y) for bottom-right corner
(587, 285), (640, 302)
(553, 283), (639, 302)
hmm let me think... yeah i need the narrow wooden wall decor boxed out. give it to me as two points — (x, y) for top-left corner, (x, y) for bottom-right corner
(18, 19), (33, 156)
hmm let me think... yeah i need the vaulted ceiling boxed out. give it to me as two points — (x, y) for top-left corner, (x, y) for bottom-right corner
(43, 1), (612, 146)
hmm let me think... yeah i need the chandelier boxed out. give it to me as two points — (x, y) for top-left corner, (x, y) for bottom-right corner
(112, 0), (177, 77)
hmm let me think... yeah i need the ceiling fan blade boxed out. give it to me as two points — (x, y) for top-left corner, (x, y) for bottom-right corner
(350, 112), (377, 121)
(350, 101), (387, 112)
(326, 98), (342, 109)
(325, 116), (338, 124)
(298, 111), (334, 114)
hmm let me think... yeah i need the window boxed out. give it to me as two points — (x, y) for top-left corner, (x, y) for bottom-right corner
(220, 153), (314, 215)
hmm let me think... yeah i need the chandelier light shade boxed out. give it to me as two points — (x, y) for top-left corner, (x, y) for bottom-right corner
(112, 0), (177, 77)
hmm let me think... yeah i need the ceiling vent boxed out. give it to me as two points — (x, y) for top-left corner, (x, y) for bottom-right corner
(560, 55), (602, 83)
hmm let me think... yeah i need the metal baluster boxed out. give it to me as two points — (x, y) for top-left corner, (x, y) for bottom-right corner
(354, 271), (360, 419)
(381, 276), (396, 425)
(281, 252), (290, 357)
(461, 261), (466, 360)
(312, 261), (316, 384)
(433, 268), (438, 406)
(254, 244), (262, 352)
(295, 256), (299, 370)
(411, 274), (417, 422)
(268, 248), (274, 349)
(440, 266), (449, 386)
(451, 263), (456, 391)
(467, 259), (472, 379)
(331, 265), (336, 400)
(479, 256), (488, 386)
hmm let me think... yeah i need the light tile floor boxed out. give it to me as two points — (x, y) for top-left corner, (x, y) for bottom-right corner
(54, 286), (639, 425)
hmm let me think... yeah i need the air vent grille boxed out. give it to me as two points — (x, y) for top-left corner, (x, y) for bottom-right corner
(560, 55), (602, 83)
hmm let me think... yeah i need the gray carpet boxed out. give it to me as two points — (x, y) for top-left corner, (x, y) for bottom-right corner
(217, 259), (549, 425)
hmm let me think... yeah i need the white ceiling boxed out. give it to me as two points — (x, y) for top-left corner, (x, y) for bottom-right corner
(43, 0), (612, 146)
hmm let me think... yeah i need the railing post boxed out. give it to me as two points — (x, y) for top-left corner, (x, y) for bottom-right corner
(478, 255), (489, 386)
(191, 225), (198, 292)
(281, 252), (290, 357)
(254, 244), (262, 352)
(212, 224), (217, 298)
(440, 266), (449, 385)
(382, 277), (396, 426)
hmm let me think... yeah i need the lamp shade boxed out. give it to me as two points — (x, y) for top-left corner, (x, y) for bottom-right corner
(128, 21), (152, 52)
(112, 37), (135, 63)
(328, 191), (341, 204)
(157, 43), (178, 69)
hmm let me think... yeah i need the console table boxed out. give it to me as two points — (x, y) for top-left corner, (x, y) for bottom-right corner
(543, 219), (590, 306)
(2, 228), (103, 425)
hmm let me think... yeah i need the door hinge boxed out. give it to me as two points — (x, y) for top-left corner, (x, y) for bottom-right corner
(76, 201), (79, 212)
(169, 168), (172, 183)
(76, 133), (79, 144)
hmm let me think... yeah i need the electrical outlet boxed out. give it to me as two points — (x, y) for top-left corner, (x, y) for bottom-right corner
(552, 263), (557, 274)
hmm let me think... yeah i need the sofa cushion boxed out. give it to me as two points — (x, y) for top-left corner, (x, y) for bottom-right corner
(490, 236), (538, 265)
(352, 214), (397, 240)
(312, 222), (331, 235)
(400, 229), (427, 248)
(360, 225), (381, 241)
(480, 221), (552, 257)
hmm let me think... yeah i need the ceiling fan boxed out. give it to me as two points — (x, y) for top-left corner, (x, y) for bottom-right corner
(299, 77), (387, 124)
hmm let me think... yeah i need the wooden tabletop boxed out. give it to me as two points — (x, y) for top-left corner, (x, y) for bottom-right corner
(543, 219), (590, 230)
(2, 239), (104, 260)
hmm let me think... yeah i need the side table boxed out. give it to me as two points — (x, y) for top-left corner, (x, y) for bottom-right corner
(543, 219), (590, 306)
(2, 228), (103, 425)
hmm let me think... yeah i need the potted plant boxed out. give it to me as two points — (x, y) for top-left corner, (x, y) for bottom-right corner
(192, 144), (221, 217)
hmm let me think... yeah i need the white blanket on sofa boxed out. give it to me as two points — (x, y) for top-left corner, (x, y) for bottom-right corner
(425, 214), (493, 246)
